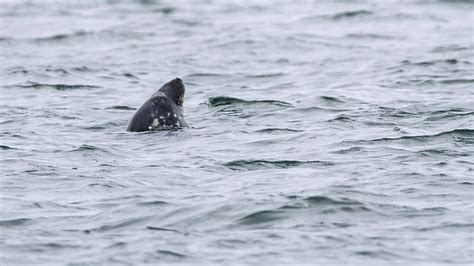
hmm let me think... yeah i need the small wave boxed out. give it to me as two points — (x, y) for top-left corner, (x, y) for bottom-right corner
(415, 222), (474, 232)
(14, 82), (100, 90)
(70, 144), (109, 153)
(0, 218), (33, 227)
(432, 45), (471, 53)
(304, 195), (362, 206)
(44, 67), (70, 75)
(245, 72), (284, 78)
(319, 96), (345, 104)
(224, 159), (334, 171)
(35, 30), (90, 42)
(71, 66), (100, 72)
(185, 73), (229, 78)
(416, 148), (470, 157)
(304, 196), (373, 214)
(87, 183), (116, 189)
(255, 128), (304, 133)
(207, 96), (292, 107)
(146, 226), (179, 232)
(156, 249), (187, 258)
(369, 129), (474, 144)
(440, 79), (473, 85)
(237, 210), (285, 225)
(95, 217), (149, 232)
(137, 200), (169, 206)
(353, 249), (400, 259)
(105, 106), (136, 111)
(83, 122), (122, 130)
(122, 73), (139, 79)
(0, 145), (16, 150)
(332, 147), (364, 154)
(152, 7), (176, 14)
(345, 33), (402, 40)
(425, 109), (474, 122)
(326, 115), (354, 122)
(5, 66), (28, 75)
(172, 18), (201, 26)
(332, 10), (373, 20)
(402, 59), (466, 66)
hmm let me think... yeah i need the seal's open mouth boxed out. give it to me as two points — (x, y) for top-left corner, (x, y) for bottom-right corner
(176, 88), (185, 105)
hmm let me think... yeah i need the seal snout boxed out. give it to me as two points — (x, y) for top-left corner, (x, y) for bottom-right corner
(172, 77), (184, 88)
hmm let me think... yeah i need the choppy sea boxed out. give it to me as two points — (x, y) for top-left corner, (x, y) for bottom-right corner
(1, 0), (473, 265)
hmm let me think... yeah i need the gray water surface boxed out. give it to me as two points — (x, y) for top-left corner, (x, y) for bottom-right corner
(1, 0), (473, 265)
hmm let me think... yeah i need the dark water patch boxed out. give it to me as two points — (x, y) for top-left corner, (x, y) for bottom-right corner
(305, 196), (362, 206)
(207, 96), (292, 107)
(146, 226), (179, 232)
(172, 18), (202, 27)
(106, 241), (127, 249)
(35, 30), (90, 42)
(345, 33), (402, 40)
(156, 249), (187, 258)
(255, 128), (304, 134)
(95, 217), (150, 232)
(109, 72), (140, 80)
(0, 119), (16, 125)
(0, 218), (33, 227)
(353, 250), (400, 259)
(245, 72), (284, 78)
(224, 159), (334, 171)
(439, 79), (474, 85)
(432, 45), (471, 53)
(0, 37), (14, 42)
(238, 210), (285, 225)
(71, 66), (101, 73)
(278, 203), (306, 210)
(137, 200), (168, 206)
(319, 96), (345, 104)
(136, 0), (160, 5)
(122, 73), (139, 79)
(24, 243), (85, 253)
(105, 105), (136, 111)
(87, 183), (115, 189)
(332, 10), (373, 20)
(14, 82), (100, 90)
(152, 7), (176, 14)
(402, 59), (463, 66)
(0, 145), (17, 150)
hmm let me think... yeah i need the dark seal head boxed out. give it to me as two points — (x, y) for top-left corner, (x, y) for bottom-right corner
(127, 78), (188, 132)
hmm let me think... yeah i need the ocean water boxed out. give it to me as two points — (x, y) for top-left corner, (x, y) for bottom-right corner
(1, 0), (473, 265)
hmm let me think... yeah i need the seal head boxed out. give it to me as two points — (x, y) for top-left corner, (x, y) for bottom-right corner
(126, 78), (188, 132)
